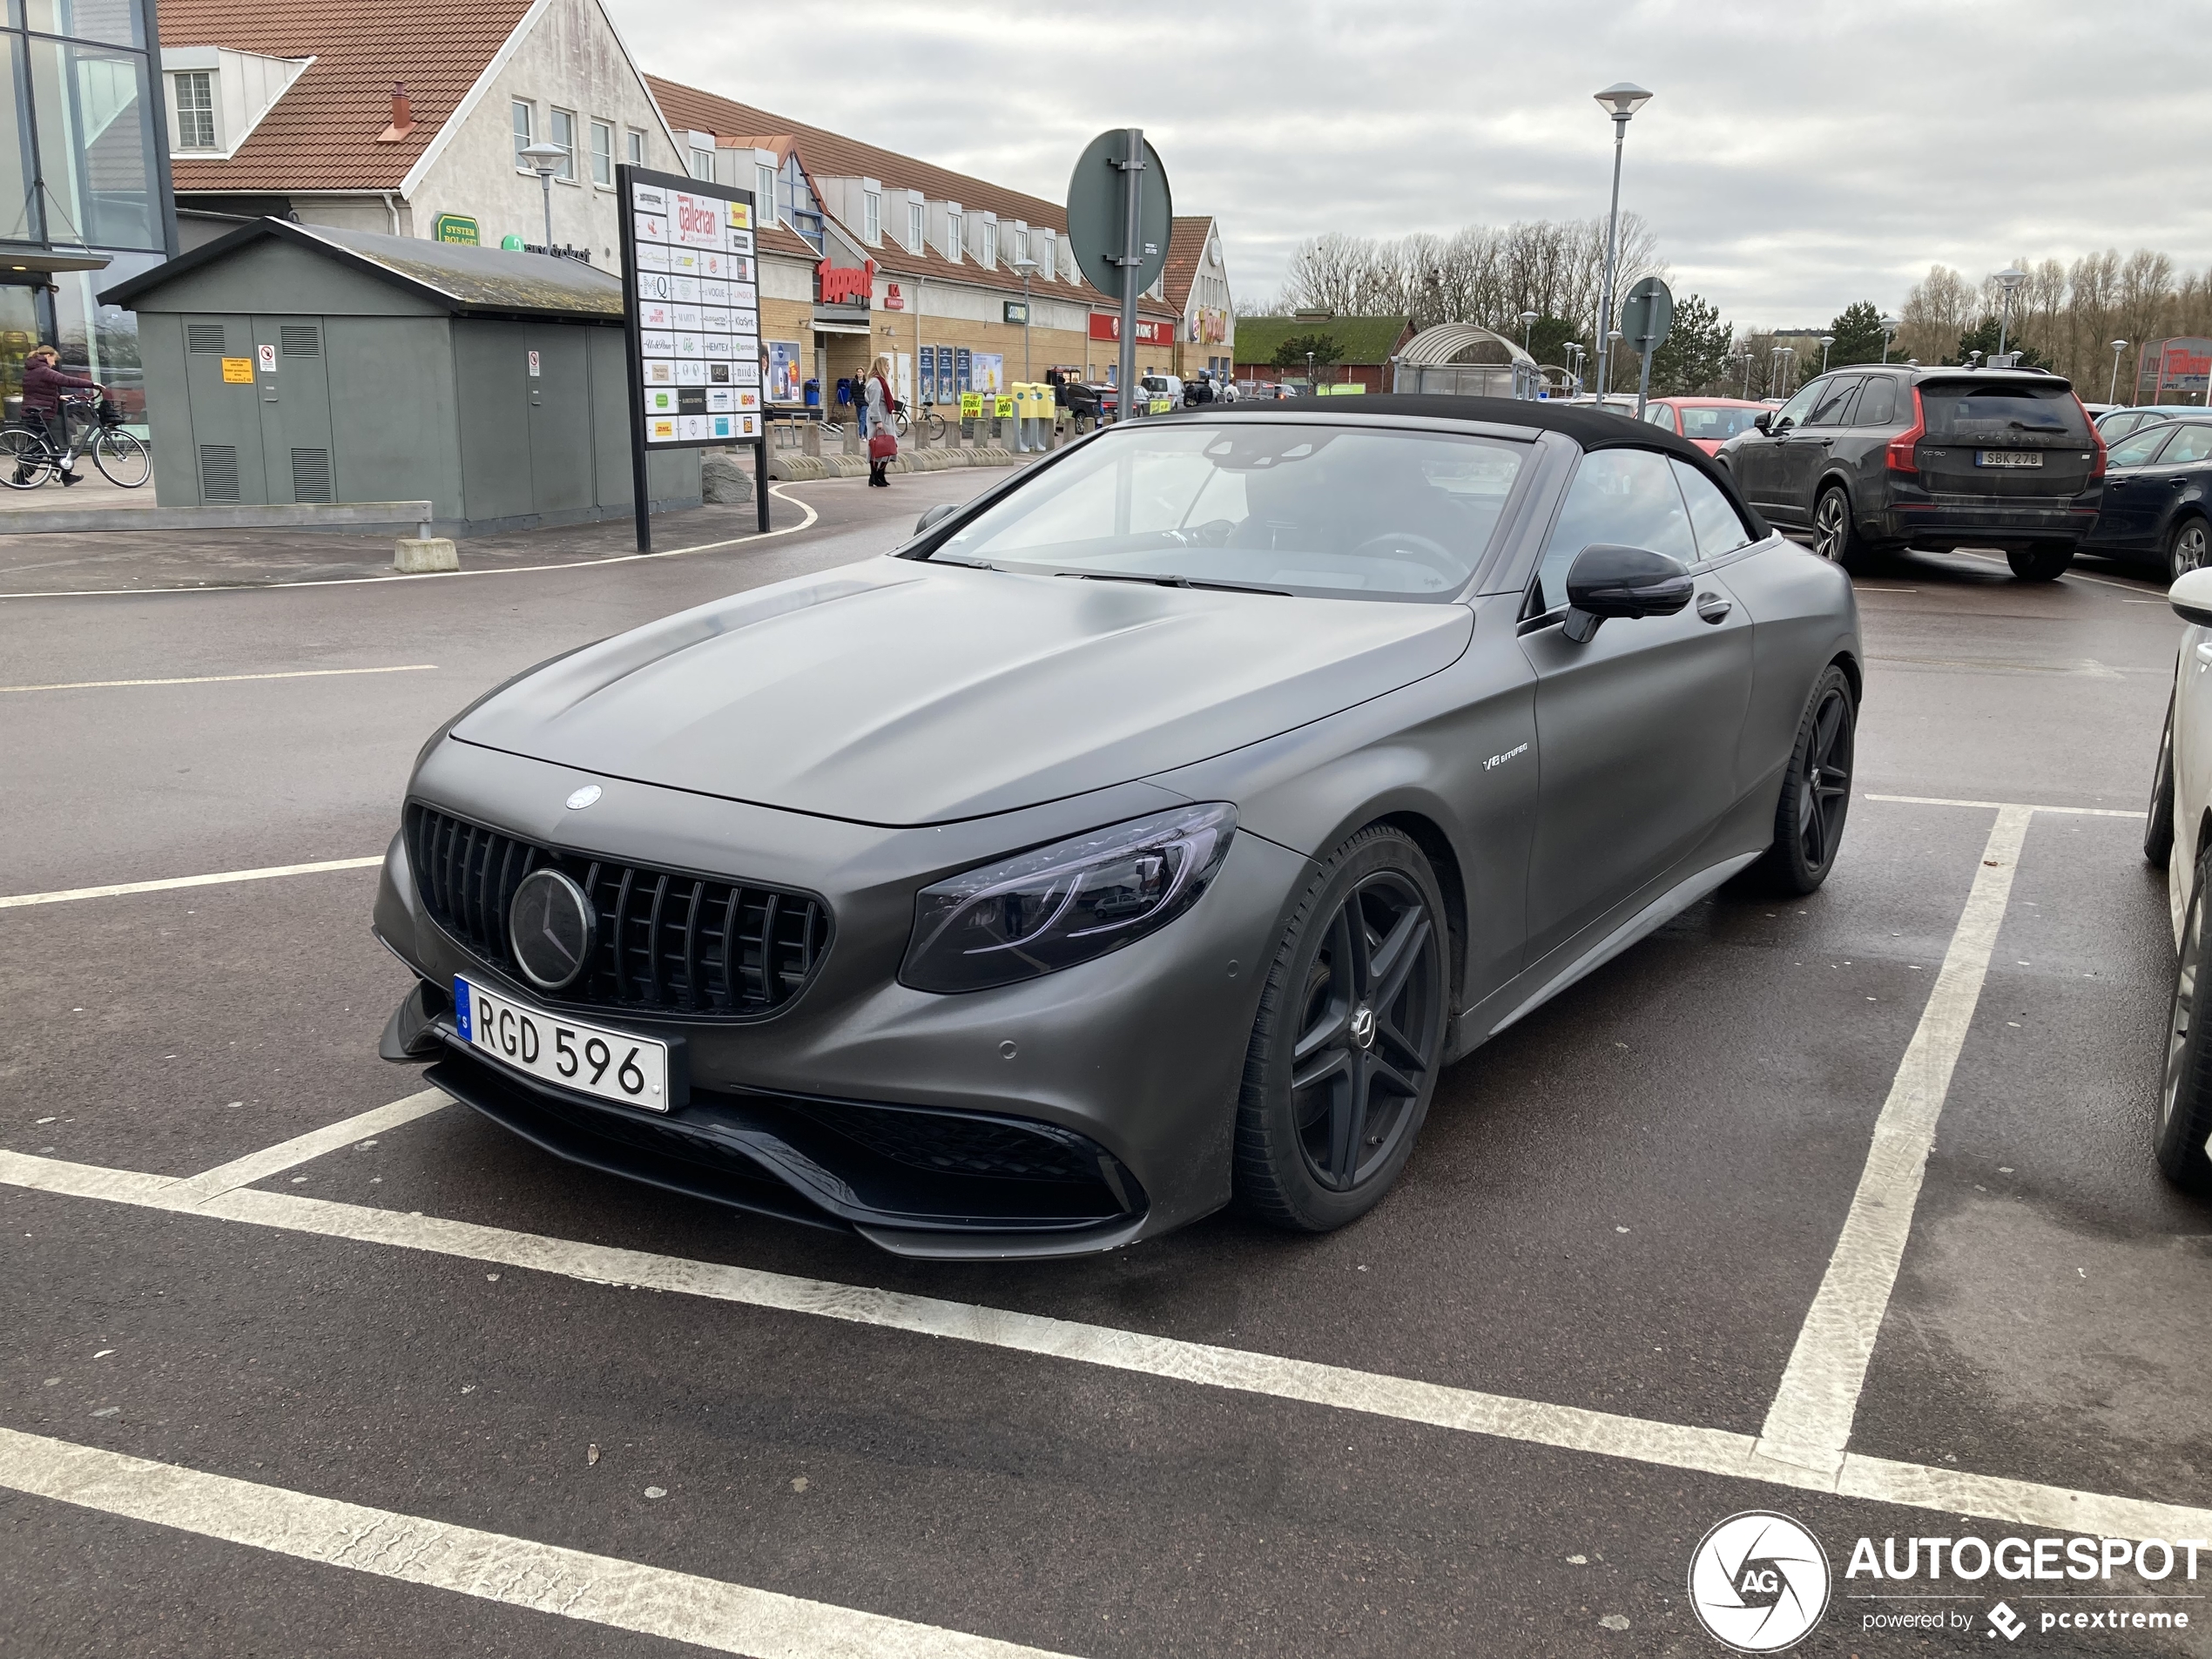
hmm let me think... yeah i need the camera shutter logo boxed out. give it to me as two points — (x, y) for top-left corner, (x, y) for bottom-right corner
(1688, 1511), (1831, 1652)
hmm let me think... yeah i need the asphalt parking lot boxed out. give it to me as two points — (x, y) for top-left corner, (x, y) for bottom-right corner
(3, 478), (2209, 1657)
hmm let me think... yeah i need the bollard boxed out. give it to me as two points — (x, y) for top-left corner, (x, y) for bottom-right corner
(395, 535), (458, 573)
(802, 420), (821, 458)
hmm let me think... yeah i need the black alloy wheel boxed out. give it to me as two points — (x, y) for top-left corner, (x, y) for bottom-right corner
(1811, 487), (1858, 566)
(2006, 542), (2074, 581)
(2156, 841), (2212, 1190)
(2147, 685), (2178, 867)
(1236, 826), (1449, 1231)
(1757, 665), (1856, 894)
(2169, 516), (2209, 583)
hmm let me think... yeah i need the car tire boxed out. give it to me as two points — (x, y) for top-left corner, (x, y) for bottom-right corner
(2148, 685), (2178, 867)
(2006, 543), (2074, 581)
(2168, 515), (2209, 583)
(1811, 486), (1870, 570)
(1754, 665), (1857, 895)
(2156, 838), (2212, 1191)
(1234, 825), (1450, 1232)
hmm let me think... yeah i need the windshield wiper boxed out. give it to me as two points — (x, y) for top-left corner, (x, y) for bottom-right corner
(1065, 570), (1290, 597)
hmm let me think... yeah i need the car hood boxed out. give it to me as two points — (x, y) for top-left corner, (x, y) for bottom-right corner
(451, 559), (1474, 826)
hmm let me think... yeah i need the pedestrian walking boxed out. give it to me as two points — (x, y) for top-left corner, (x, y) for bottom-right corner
(18, 344), (104, 486)
(865, 354), (897, 488)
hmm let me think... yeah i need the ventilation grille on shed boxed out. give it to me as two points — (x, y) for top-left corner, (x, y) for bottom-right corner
(291, 447), (331, 502)
(280, 324), (320, 356)
(186, 323), (226, 354)
(199, 444), (239, 502)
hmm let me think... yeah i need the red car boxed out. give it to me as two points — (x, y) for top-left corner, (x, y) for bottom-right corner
(1640, 396), (1770, 455)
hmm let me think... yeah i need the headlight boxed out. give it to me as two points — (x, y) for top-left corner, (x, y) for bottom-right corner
(900, 803), (1237, 993)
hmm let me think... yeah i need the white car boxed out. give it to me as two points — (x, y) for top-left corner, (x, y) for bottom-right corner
(2146, 564), (2212, 1188)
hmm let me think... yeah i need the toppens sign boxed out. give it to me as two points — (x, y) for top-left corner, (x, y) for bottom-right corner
(816, 257), (874, 308)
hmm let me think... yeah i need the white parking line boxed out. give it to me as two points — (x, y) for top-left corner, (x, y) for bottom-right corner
(0, 664), (435, 693)
(0, 856), (384, 909)
(4, 1143), (2208, 1541)
(1757, 806), (2033, 1477)
(0, 1426), (1079, 1659)
(169, 1089), (450, 1204)
(1867, 793), (2146, 818)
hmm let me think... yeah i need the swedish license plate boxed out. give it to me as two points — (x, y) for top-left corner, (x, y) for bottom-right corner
(454, 975), (670, 1111)
(1976, 449), (2043, 468)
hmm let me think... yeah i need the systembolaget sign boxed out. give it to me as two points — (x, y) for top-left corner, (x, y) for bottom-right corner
(816, 257), (875, 308)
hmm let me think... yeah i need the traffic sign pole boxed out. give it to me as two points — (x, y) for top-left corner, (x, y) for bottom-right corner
(1117, 128), (1143, 424)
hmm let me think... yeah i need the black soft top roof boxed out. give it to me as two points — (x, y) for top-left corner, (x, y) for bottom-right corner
(1174, 394), (1772, 538)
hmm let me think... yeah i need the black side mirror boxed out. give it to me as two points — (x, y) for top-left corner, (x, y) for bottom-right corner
(1752, 411), (1773, 434)
(1561, 543), (1695, 643)
(914, 502), (960, 536)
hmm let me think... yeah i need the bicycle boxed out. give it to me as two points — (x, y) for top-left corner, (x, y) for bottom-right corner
(2, 390), (152, 489)
(899, 404), (946, 442)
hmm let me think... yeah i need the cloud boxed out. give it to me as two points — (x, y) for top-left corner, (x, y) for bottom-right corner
(607, 0), (2212, 327)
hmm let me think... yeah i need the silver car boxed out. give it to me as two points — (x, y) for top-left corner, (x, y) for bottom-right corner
(374, 399), (1862, 1258)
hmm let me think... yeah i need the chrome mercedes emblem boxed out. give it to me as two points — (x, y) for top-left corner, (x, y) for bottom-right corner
(1350, 1004), (1377, 1050)
(565, 785), (602, 810)
(508, 868), (596, 991)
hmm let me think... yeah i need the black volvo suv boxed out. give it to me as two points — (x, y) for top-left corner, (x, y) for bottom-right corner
(1717, 366), (2105, 580)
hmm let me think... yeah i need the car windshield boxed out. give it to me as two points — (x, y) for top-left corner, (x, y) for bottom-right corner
(1919, 381), (2088, 443)
(927, 421), (1527, 599)
(1676, 406), (1763, 441)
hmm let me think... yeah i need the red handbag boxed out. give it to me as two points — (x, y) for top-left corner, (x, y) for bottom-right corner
(868, 431), (897, 460)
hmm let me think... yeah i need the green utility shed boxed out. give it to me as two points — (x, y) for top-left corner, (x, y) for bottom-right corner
(102, 220), (700, 533)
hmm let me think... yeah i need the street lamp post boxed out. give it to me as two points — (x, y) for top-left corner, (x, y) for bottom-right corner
(1590, 82), (1653, 402)
(1305, 349), (1315, 396)
(1818, 334), (1835, 374)
(2109, 338), (2128, 405)
(1738, 352), (1751, 399)
(1520, 307), (1539, 351)
(1994, 266), (2027, 361)
(1879, 314), (1900, 364)
(1012, 256), (1040, 381)
(519, 139), (567, 253)
(1606, 328), (1623, 401)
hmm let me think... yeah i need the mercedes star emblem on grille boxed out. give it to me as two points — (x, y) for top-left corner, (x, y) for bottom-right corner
(565, 785), (602, 810)
(508, 868), (596, 991)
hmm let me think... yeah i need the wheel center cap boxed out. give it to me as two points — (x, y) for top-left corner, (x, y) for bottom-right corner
(1350, 1004), (1377, 1050)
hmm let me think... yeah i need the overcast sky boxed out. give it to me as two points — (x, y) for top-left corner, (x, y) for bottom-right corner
(605, 0), (2211, 329)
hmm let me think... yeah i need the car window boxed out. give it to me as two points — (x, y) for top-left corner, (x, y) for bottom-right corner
(1807, 377), (1861, 427)
(2161, 425), (2212, 465)
(1676, 405), (1764, 442)
(1919, 381), (2089, 442)
(931, 421), (1527, 601)
(1854, 378), (1898, 426)
(1642, 404), (1676, 432)
(1774, 381), (1824, 430)
(2108, 425), (2178, 468)
(1671, 459), (1754, 561)
(1530, 448), (1697, 612)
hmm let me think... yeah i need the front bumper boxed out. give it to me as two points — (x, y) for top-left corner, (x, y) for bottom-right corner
(373, 740), (1308, 1258)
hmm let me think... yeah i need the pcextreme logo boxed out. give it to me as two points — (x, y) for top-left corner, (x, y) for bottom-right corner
(1689, 1511), (1831, 1652)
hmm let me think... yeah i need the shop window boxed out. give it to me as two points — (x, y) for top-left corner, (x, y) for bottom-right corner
(590, 119), (612, 186)
(862, 188), (880, 244)
(28, 37), (159, 249)
(549, 108), (577, 180)
(24, 1), (145, 46)
(511, 99), (533, 170)
(172, 67), (212, 149)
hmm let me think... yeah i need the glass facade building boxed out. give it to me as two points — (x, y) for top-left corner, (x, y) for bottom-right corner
(0, 0), (174, 428)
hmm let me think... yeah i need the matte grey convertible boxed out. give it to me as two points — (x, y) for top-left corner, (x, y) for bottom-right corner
(374, 398), (1861, 1258)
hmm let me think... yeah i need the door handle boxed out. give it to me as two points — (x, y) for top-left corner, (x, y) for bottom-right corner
(1696, 591), (1731, 624)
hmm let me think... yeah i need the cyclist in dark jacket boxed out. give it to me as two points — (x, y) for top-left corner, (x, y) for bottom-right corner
(19, 345), (104, 485)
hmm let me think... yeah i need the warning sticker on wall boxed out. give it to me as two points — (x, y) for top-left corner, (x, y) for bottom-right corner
(219, 357), (253, 383)
(257, 342), (276, 373)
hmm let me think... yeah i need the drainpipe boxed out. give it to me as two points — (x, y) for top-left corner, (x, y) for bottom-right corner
(380, 191), (401, 236)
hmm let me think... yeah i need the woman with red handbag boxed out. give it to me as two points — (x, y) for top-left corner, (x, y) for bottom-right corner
(864, 355), (897, 487)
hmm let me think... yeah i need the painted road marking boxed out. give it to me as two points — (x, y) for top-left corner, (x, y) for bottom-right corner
(0, 856), (384, 909)
(3, 1142), (2208, 1542)
(170, 1089), (450, 1204)
(1867, 793), (2146, 818)
(1757, 805), (2033, 1476)
(0, 482), (824, 600)
(0, 664), (435, 693)
(0, 1426), (1080, 1659)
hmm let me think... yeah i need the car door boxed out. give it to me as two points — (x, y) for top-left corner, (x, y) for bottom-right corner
(2097, 424), (2188, 550)
(1837, 373), (1902, 510)
(1517, 445), (1757, 963)
(2140, 423), (2212, 554)
(1777, 375), (1863, 519)
(1734, 380), (1821, 514)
